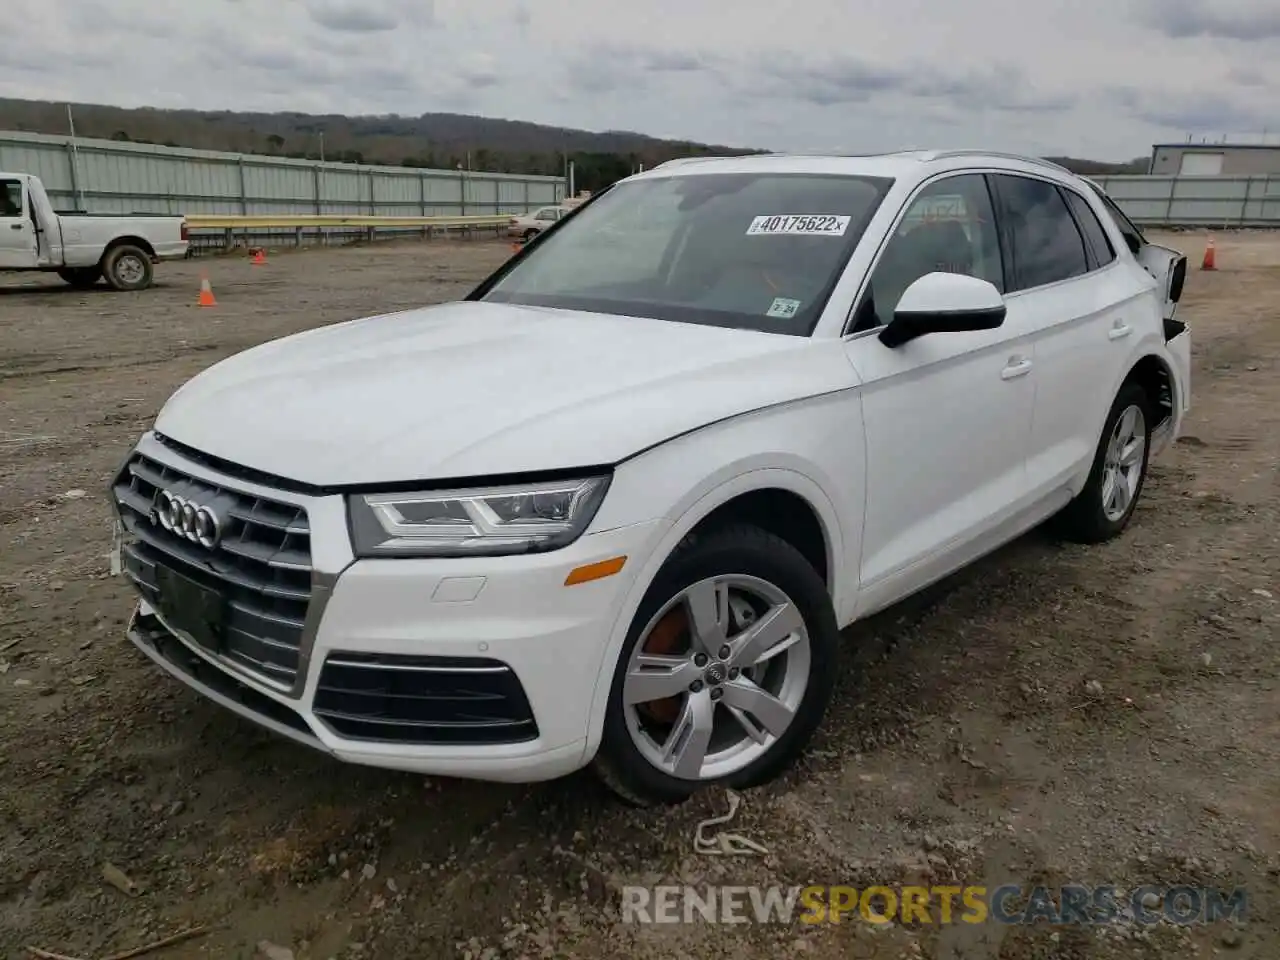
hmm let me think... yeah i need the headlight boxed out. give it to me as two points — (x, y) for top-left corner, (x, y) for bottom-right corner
(347, 475), (611, 558)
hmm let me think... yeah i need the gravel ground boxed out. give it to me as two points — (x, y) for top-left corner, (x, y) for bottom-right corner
(1, 233), (1277, 960)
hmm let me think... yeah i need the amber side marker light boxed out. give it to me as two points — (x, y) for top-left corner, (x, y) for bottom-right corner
(564, 556), (627, 586)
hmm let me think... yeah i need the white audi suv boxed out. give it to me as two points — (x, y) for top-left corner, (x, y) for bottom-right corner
(111, 150), (1190, 804)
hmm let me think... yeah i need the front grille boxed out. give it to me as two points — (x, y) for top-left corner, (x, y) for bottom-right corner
(113, 451), (312, 690)
(313, 653), (539, 745)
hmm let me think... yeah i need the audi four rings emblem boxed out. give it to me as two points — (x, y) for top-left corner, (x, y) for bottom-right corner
(153, 489), (222, 548)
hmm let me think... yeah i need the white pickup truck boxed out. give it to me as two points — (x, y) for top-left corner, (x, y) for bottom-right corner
(0, 172), (188, 290)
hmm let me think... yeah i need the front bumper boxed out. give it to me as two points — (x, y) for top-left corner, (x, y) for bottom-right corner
(113, 433), (667, 782)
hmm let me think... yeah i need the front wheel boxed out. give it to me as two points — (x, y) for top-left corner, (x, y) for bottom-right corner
(593, 523), (839, 806)
(522, 228), (538, 242)
(1052, 381), (1152, 543)
(102, 244), (154, 291)
(57, 266), (102, 289)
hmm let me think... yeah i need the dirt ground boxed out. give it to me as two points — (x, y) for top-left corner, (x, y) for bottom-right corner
(1, 232), (1277, 960)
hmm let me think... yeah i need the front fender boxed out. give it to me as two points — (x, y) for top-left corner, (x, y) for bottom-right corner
(578, 392), (866, 764)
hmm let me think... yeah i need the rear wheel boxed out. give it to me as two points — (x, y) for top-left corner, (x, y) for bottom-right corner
(57, 267), (101, 289)
(593, 523), (839, 806)
(103, 245), (154, 291)
(1052, 381), (1152, 543)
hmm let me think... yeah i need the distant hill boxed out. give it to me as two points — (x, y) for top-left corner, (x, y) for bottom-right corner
(0, 97), (1148, 190)
(1044, 155), (1149, 176)
(0, 97), (767, 192)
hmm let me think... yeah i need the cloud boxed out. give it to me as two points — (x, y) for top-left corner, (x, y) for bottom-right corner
(748, 56), (1076, 115)
(305, 0), (401, 32)
(1111, 87), (1278, 136)
(1227, 67), (1269, 87)
(1141, 0), (1280, 41)
(1, 0), (1274, 161)
(456, 53), (502, 90)
(563, 44), (724, 95)
(513, 2), (531, 33)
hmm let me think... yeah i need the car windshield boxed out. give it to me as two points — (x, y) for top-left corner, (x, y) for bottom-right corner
(478, 172), (894, 336)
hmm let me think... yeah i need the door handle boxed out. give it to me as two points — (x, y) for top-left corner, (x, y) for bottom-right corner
(1001, 358), (1033, 380)
(8, 223), (22, 231)
(1109, 322), (1133, 340)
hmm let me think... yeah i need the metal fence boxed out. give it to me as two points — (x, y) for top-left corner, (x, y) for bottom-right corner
(1091, 174), (1280, 229)
(4, 130), (1276, 233)
(0, 130), (565, 219)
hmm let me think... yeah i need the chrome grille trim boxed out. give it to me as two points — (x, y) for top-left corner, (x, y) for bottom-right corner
(110, 432), (349, 698)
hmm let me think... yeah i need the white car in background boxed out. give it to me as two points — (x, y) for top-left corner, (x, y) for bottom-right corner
(507, 204), (568, 241)
(110, 150), (1190, 806)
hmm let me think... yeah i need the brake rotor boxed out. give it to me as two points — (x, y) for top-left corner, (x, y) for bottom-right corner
(638, 605), (689, 725)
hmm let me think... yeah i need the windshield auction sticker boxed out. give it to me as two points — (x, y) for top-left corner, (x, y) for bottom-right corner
(766, 297), (802, 319)
(746, 215), (851, 236)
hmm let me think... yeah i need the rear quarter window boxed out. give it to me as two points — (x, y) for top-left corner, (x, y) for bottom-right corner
(1062, 189), (1116, 268)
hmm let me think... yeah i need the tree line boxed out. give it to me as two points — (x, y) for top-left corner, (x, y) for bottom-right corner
(0, 97), (1146, 194)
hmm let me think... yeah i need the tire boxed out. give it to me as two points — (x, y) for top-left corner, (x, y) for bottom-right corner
(57, 267), (102, 289)
(102, 244), (154, 291)
(593, 523), (839, 806)
(1052, 381), (1152, 543)
(523, 228), (538, 242)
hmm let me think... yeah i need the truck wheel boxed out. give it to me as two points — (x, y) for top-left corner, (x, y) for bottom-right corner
(103, 245), (154, 291)
(57, 267), (102, 289)
(1052, 381), (1152, 543)
(593, 523), (839, 806)
(523, 228), (538, 242)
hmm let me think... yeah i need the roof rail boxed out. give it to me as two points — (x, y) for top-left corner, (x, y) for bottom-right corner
(649, 156), (735, 170)
(926, 149), (1073, 173)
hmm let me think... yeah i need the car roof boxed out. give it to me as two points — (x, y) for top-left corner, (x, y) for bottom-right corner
(632, 150), (1082, 189)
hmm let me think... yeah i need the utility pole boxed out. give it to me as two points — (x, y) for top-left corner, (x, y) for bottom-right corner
(66, 103), (85, 211)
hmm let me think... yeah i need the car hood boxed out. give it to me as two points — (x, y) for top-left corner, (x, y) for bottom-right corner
(153, 300), (856, 486)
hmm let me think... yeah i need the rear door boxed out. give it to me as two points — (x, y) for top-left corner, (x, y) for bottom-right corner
(988, 172), (1137, 503)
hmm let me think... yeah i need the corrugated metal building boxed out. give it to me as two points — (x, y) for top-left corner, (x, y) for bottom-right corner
(1148, 143), (1280, 177)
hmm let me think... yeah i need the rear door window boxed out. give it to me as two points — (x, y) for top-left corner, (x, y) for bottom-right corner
(991, 174), (1090, 291)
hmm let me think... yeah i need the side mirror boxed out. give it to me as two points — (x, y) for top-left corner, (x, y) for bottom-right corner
(878, 272), (1007, 348)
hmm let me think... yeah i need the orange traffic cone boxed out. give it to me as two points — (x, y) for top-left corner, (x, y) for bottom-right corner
(1201, 235), (1216, 271)
(250, 247), (266, 266)
(198, 275), (217, 307)
(510, 242), (521, 254)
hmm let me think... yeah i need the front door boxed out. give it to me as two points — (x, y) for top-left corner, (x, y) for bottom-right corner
(0, 178), (38, 268)
(842, 173), (1035, 615)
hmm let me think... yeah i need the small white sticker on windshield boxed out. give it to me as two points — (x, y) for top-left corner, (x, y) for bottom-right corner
(746, 215), (851, 237)
(766, 297), (802, 319)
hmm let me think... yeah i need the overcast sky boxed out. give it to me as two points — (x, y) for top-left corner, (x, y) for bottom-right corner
(5, 0), (1279, 160)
